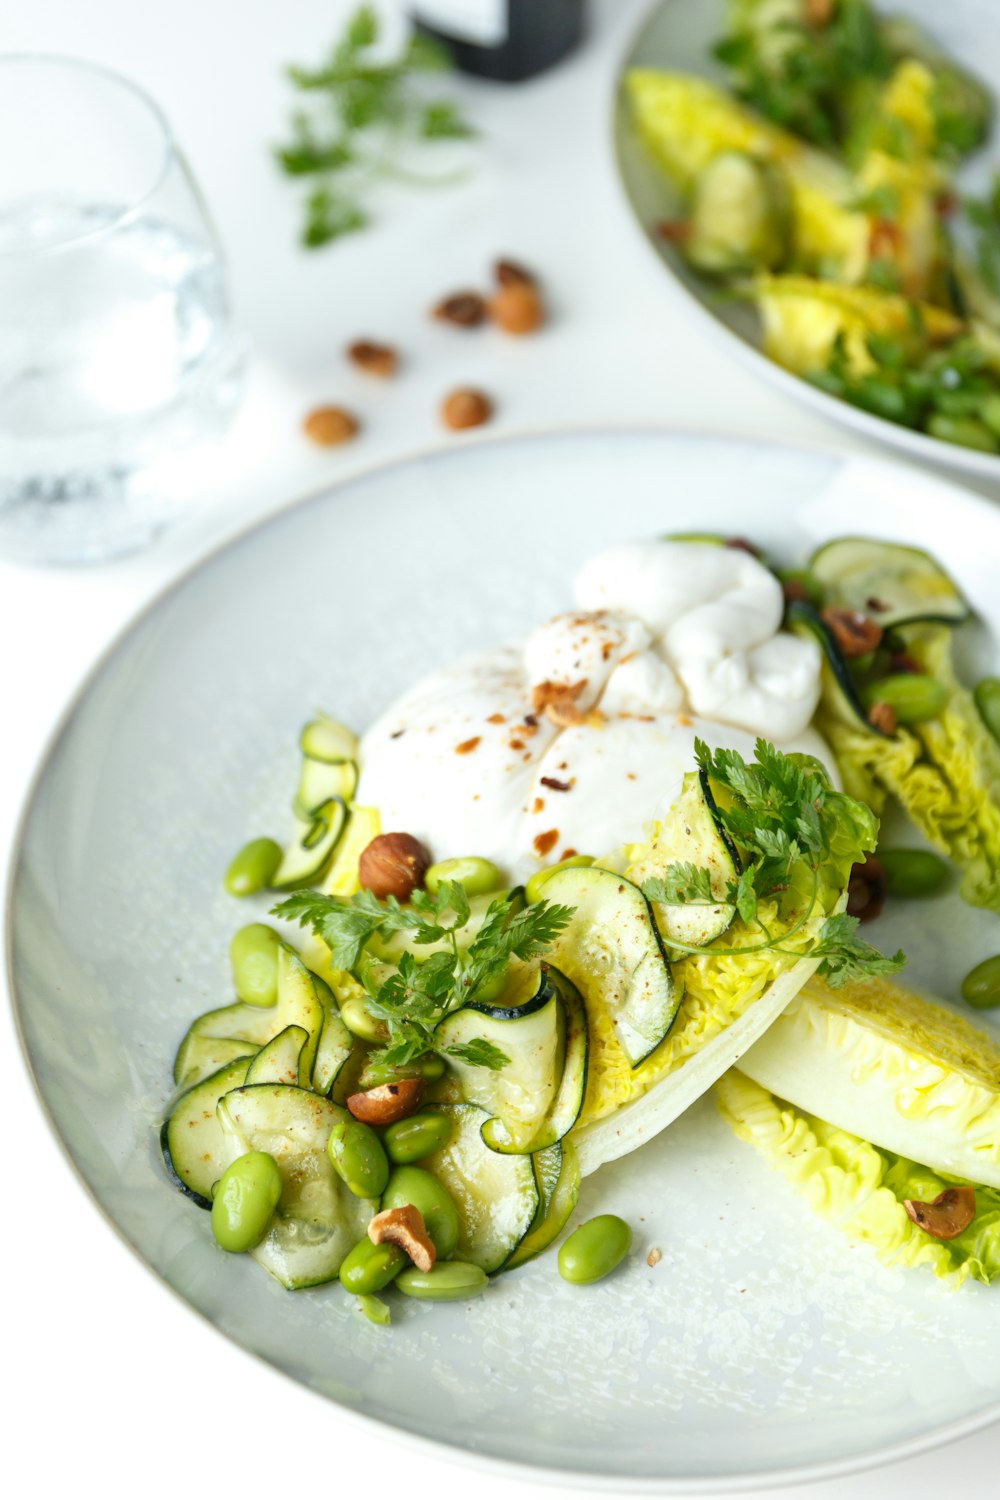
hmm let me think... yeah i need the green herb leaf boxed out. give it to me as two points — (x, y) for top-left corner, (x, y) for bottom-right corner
(642, 863), (715, 906)
(443, 1039), (510, 1071)
(276, 5), (474, 248)
(812, 913), (906, 986)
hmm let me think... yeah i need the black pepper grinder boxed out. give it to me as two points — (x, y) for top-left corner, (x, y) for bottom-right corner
(412, 1), (585, 82)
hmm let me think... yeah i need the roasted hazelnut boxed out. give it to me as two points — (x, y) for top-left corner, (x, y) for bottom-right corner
(441, 387), (493, 431)
(358, 832), (430, 900)
(821, 607), (884, 658)
(846, 854), (887, 922)
(489, 281), (544, 335)
(368, 1204), (436, 1270)
(347, 1078), (425, 1126)
(347, 340), (398, 377)
(531, 678), (586, 727)
(867, 700), (898, 735)
(302, 406), (360, 446)
(904, 1185), (976, 1240)
(495, 258), (536, 288)
(433, 291), (487, 328)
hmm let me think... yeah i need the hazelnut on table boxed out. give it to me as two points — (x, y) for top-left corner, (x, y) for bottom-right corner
(347, 340), (399, 377)
(433, 291), (487, 328)
(303, 406), (360, 446)
(489, 280), (545, 335)
(441, 388), (493, 431)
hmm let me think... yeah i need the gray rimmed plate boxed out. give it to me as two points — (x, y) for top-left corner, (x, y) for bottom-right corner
(7, 430), (1000, 1491)
(614, 0), (1000, 480)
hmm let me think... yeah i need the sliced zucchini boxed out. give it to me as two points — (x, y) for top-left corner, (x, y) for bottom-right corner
(625, 772), (740, 948)
(161, 1056), (254, 1206)
(437, 963), (563, 1152)
(173, 1002), (276, 1087)
(310, 973), (355, 1095)
(538, 865), (678, 1067)
(218, 1084), (374, 1288)
(173, 945), (325, 1088)
(809, 538), (970, 629)
(786, 600), (891, 738)
(273, 797), (348, 890)
(299, 714), (358, 764)
(293, 757), (358, 821)
(245, 1025), (309, 1086)
(506, 1140), (581, 1271)
(321, 804), (381, 897)
(422, 1103), (538, 1273)
(477, 964), (589, 1154)
(173, 1033), (259, 1090)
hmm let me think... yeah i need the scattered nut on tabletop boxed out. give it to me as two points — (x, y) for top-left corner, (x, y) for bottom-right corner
(368, 1204), (436, 1271)
(489, 279), (544, 335)
(433, 291), (487, 327)
(494, 258), (536, 288)
(347, 339), (399, 377)
(303, 405), (360, 446)
(348, 1079), (426, 1126)
(441, 387), (493, 431)
(359, 831), (431, 900)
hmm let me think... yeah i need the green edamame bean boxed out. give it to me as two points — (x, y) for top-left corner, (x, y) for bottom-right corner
(526, 855), (595, 906)
(359, 1053), (446, 1090)
(974, 677), (1000, 743)
(425, 856), (503, 898)
(862, 673), (948, 725)
(927, 414), (1000, 454)
(395, 1261), (487, 1301)
(339, 1236), (407, 1294)
(338, 994), (388, 1044)
(878, 848), (949, 899)
(558, 1215), (632, 1285)
(328, 1119), (390, 1198)
(229, 923), (280, 1008)
(382, 1165), (460, 1260)
(224, 837), (282, 897)
(211, 1151), (282, 1253)
(962, 955), (1000, 1010)
(384, 1111), (454, 1165)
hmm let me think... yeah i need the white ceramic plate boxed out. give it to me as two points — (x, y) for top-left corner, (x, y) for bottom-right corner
(614, 0), (1000, 480)
(7, 431), (1000, 1491)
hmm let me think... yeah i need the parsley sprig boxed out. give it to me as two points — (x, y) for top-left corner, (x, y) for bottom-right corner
(276, 6), (475, 248)
(274, 882), (574, 1071)
(641, 739), (905, 987)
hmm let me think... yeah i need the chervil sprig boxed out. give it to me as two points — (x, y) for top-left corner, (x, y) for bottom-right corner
(640, 739), (904, 987)
(273, 884), (574, 1071)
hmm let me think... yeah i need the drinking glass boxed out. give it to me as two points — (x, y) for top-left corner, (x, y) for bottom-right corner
(0, 56), (246, 564)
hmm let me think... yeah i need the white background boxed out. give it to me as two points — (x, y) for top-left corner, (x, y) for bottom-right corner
(3, 1), (1000, 1496)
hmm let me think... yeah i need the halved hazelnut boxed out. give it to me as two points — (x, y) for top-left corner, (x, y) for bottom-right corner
(441, 387), (493, 430)
(302, 405), (360, 446)
(347, 1078), (425, 1126)
(867, 700), (897, 735)
(347, 339), (398, 377)
(495, 258), (535, 288)
(846, 854), (887, 923)
(821, 607), (883, 658)
(903, 1185), (976, 1240)
(358, 832), (430, 901)
(368, 1204), (436, 1271)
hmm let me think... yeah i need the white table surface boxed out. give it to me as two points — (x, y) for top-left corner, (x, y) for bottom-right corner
(4, 2), (1000, 1495)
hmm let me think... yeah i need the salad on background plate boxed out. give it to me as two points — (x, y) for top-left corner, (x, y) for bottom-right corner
(160, 528), (1000, 1321)
(620, 0), (1000, 466)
